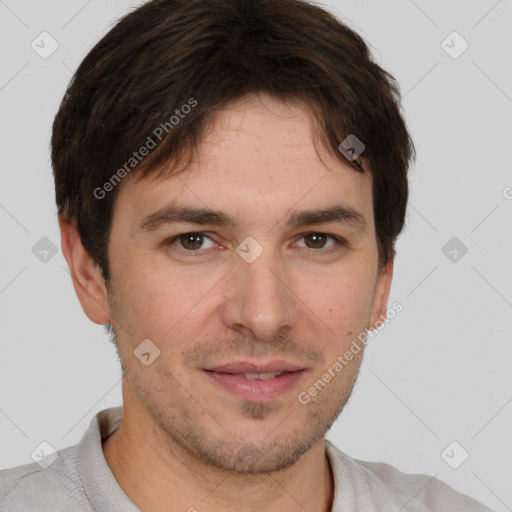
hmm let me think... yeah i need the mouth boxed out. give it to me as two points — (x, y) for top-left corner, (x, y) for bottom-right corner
(213, 371), (289, 380)
(202, 361), (307, 402)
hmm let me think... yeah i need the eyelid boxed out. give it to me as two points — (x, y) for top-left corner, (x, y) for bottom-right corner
(293, 232), (346, 249)
(165, 231), (348, 255)
(166, 232), (217, 252)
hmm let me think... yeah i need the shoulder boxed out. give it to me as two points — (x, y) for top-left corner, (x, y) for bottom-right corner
(0, 445), (92, 512)
(326, 440), (495, 511)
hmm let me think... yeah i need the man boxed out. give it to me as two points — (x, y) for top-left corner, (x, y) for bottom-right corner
(0, 0), (494, 510)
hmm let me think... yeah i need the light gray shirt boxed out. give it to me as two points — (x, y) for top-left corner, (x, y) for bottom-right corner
(0, 407), (494, 511)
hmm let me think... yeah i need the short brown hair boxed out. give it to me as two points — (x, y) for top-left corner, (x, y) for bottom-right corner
(52, 0), (415, 282)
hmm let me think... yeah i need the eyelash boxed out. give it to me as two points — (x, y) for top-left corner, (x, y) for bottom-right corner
(164, 232), (347, 256)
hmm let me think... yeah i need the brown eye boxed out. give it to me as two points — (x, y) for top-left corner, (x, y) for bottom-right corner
(303, 233), (329, 249)
(178, 233), (207, 250)
(295, 233), (345, 252)
(165, 232), (217, 256)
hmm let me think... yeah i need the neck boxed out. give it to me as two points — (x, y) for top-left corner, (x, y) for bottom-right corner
(102, 402), (334, 512)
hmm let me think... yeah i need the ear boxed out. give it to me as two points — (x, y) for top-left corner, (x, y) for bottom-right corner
(59, 216), (111, 325)
(368, 254), (394, 330)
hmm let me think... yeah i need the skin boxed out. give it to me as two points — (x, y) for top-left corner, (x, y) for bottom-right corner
(59, 93), (393, 512)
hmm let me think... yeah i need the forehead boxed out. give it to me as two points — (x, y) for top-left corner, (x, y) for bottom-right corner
(116, 94), (373, 231)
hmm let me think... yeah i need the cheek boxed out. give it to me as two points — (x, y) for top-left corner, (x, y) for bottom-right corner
(110, 244), (377, 346)
(111, 259), (222, 341)
(308, 267), (376, 328)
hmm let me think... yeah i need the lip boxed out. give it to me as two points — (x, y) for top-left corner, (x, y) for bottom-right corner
(205, 360), (305, 374)
(202, 360), (307, 402)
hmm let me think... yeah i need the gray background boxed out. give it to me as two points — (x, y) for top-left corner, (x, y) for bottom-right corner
(1, 0), (511, 510)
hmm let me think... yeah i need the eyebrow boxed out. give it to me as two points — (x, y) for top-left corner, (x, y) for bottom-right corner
(139, 204), (367, 232)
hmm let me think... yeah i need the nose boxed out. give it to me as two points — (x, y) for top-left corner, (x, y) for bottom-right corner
(220, 246), (299, 342)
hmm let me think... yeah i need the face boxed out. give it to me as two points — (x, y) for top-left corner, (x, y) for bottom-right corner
(100, 93), (392, 474)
